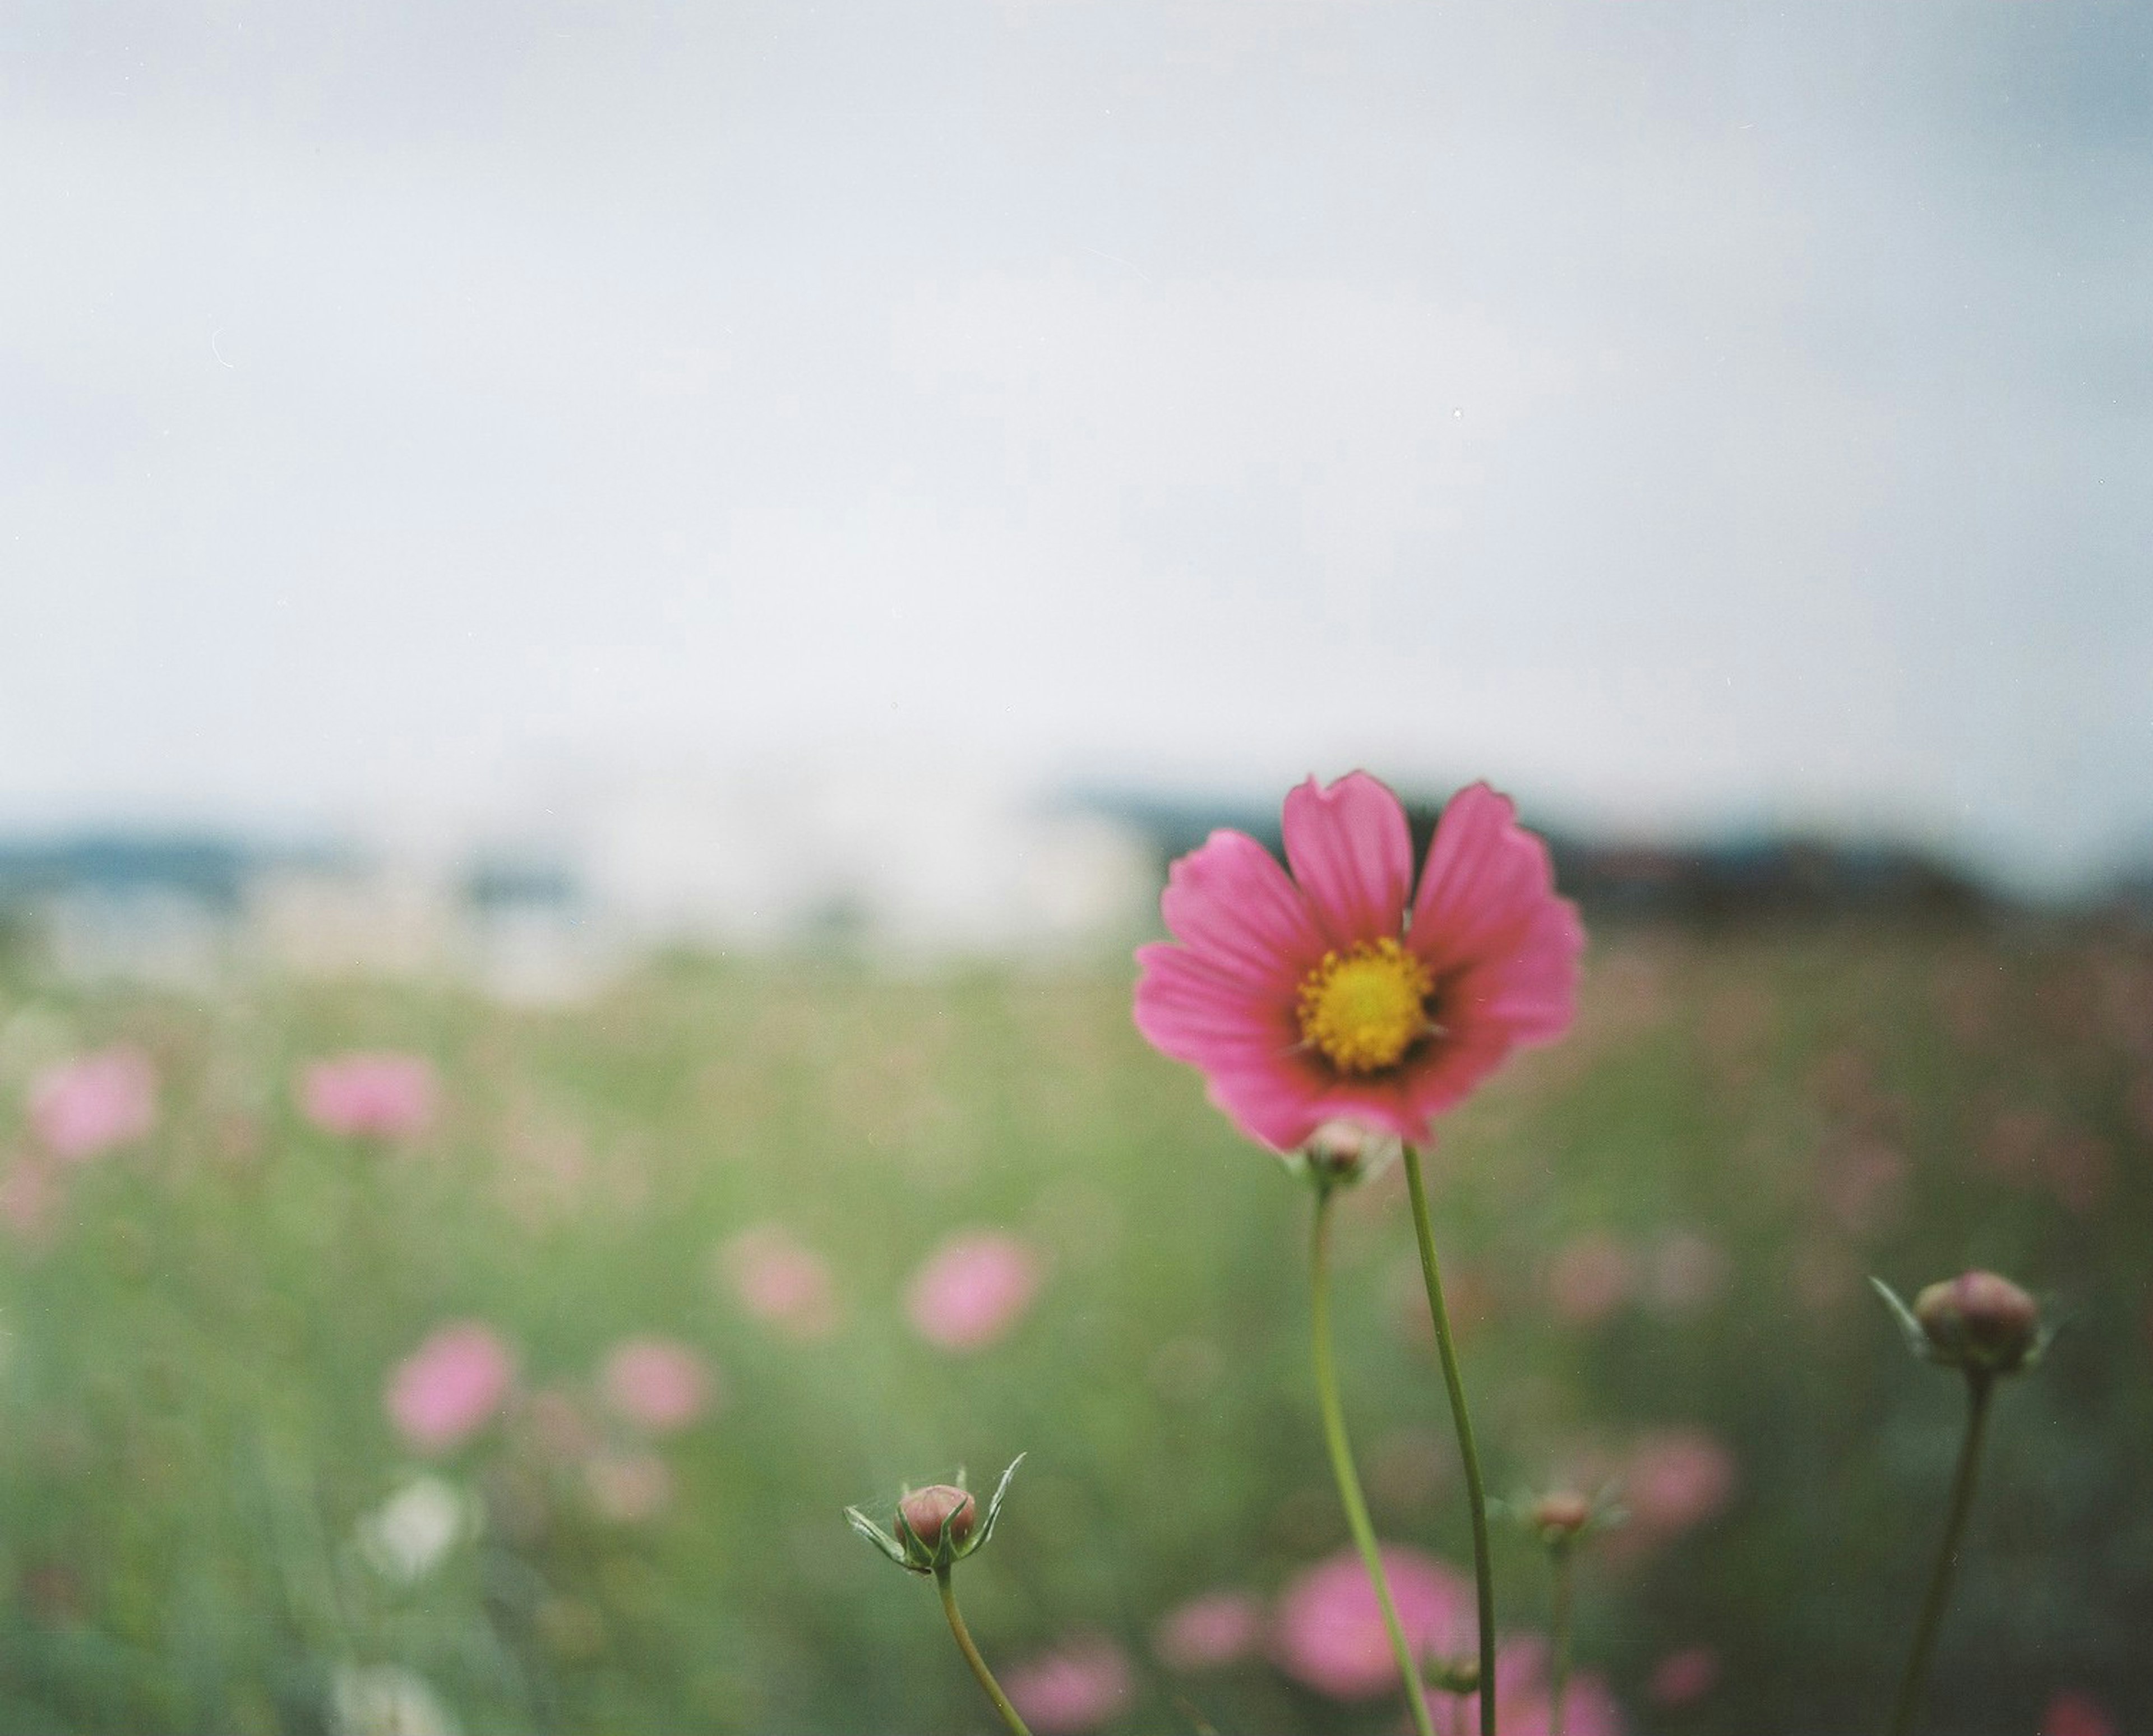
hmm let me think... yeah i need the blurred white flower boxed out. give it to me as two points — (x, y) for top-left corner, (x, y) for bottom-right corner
(356, 1477), (473, 1585)
(330, 1665), (460, 1736)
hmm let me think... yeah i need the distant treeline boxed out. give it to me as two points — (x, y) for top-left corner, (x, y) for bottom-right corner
(1083, 791), (2004, 924)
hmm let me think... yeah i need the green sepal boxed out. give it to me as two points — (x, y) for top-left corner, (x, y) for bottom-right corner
(977, 1453), (1025, 1549)
(1869, 1277), (1938, 1363)
(844, 1505), (911, 1569)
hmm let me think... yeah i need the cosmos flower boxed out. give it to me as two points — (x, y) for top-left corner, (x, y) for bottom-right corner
(1002, 1637), (1133, 1733)
(299, 1052), (437, 1139)
(1134, 774), (1582, 1153)
(585, 1449), (674, 1522)
(1621, 1429), (1737, 1534)
(1647, 1647), (1720, 1709)
(905, 1230), (1043, 1351)
(385, 1322), (515, 1455)
(1546, 1232), (1635, 1327)
(28, 1047), (156, 1161)
(1152, 1590), (1264, 1672)
(357, 1475), (474, 1584)
(1272, 1543), (1475, 1700)
(1428, 1640), (1625, 1736)
(718, 1223), (842, 1339)
(598, 1337), (717, 1434)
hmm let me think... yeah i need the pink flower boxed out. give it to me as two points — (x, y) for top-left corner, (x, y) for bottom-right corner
(1623, 1429), (1736, 1534)
(1274, 1544), (1475, 1700)
(599, 1337), (716, 1434)
(0, 1154), (62, 1242)
(1645, 1233), (1727, 1314)
(386, 1322), (515, 1453)
(1427, 1638), (1558, 1733)
(1647, 1646), (1720, 1708)
(905, 1231), (1043, 1351)
(523, 1386), (600, 1465)
(1436, 1642), (1624, 1736)
(28, 1048), (156, 1160)
(719, 1223), (840, 1339)
(1493, 1675), (1625, 1736)
(299, 1052), (437, 1139)
(1152, 1590), (1263, 1672)
(2043, 1691), (2115, 1736)
(1134, 775), (1582, 1153)
(585, 1448), (673, 1522)
(1547, 1233), (1634, 1326)
(1004, 1637), (1133, 1733)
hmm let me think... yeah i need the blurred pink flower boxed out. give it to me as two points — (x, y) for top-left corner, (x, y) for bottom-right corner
(906, 1231), (1043, 1351)
(523, 1386), (600, 1465)
(1152, 1590), (1263, 1672)
(2043, 1691), (2115, 1736)
(386, 1322), (514, 1454)
(1819, 1137), (1909, 1238)
(1547, 1233), (1634, 1326)
(1274, 1543), (1475, 1700)
(1004, 1637), (1133, 1733)
(1493, 1675), (1625, 1736)
(1646, 1233), (1727, 1314)
(1133, 775), (1582, 1152)
(0, 1154), (62, 1242)
(1428, 1639), (1624, 1736)
(1623, 1429), (1736, 1534)
(299, 1052), (437, 1139)
(719, 1223), (840, 1339)
(29, 1048), (156, 1161)
(585, 1448), (673, 1522)
(1647, 1646), (1720, 1708)
(599, 1337), (716, 1434)
(1436, 1637), (1549, 1730)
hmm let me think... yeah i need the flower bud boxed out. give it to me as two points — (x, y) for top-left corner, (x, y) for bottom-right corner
(1292, 1119), (1400, 1189)
(1913, 1270), (2041, 1375)
(844, 1454), (1024, 1578)
(897, 1485), (976, 1562)
(1531, 1490), (1593, 1543)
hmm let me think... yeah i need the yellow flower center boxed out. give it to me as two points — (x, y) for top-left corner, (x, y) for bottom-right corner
(1295, 939), (1433, 1074)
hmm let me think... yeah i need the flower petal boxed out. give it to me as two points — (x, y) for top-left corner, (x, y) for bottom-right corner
(1410, 783), (1582, 1042)
(1282, 773), (1416, 948)
(1133, 947), (1328, 1149)
(1443, 900), (1585, 1044)
(1159, 828), (1327, 991)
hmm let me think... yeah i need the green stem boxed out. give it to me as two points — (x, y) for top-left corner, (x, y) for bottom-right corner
(935, 1568), (1033, 1736)
(1310, 1184), (1440, 1736)
(1884, 1373), (1995, 1736)
(1402, 1145), (1498, 1736)
(1549, 1543), (1575, 1736)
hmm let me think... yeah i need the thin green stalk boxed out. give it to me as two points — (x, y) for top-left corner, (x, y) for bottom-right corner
(1402, 1145), (1498, 1736)
(1884, 1373), (1995, 1736)
(935, 1568), (1033, 1736)
(1548, 1543), (1575, 1736)
(1310, 1184), (1440, 1736)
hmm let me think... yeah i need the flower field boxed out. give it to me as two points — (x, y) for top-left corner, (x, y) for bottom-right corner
(0, 916), (2147, 1734)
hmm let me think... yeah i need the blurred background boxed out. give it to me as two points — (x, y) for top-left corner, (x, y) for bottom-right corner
(3, 2), (2151, 1732)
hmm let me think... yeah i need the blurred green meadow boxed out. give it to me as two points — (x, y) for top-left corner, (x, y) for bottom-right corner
(0, 916), (2148, 1735)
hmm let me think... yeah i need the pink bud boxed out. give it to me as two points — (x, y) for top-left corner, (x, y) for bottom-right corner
(898, 1484), (976, 1553)
(1914, 1270), (2041, 1375)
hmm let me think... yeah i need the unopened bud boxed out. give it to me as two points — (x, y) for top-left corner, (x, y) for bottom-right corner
(1293, 1119), (1399, 1189)
(898, 1485), (976, 1558)
(844, 1454), (1023, 1578)
(1913, 1271), (2041, 1375)
(1531, 1490), (1593, 1541)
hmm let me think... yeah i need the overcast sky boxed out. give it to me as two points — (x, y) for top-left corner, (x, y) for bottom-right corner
(4, 2), (2150, 888)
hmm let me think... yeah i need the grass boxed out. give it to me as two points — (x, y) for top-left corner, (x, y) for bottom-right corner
(0, 917), (2146, 1734)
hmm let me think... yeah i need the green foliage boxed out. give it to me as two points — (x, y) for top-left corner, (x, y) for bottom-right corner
(0, 921), (2146, 1733)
